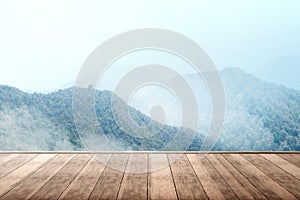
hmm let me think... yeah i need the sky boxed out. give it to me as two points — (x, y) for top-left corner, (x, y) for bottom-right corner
(0, 0), (300, 92)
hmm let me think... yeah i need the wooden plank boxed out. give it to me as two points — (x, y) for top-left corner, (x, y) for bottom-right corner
(278, 154), (300, 168)
(260, 154), (300, 180)
(0, 154), (74, 200)
(148, 154), (177, 200)
(242, 154), (300, 199)
(30, 154), (91, 200)
(59, 154), (111, 200)
(89, 154), (129, 200)
(0, 154), (19, 165)
(0, 154), (9, 159)
(117, 154), (148, 200)
(1, 153), (299, 200)
(188, 154), (238, 200)
(0, 154), (55, 197)
(187, 154), (224, 200)
(224, 154), (297, 200)
(207, 154), (262, 200)
(168, 154), (208, 200)
(0, 154), (37, 179)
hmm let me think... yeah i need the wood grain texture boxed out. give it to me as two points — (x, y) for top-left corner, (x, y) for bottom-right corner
(0, 154), (74, 200)
(224, 154), (297, 200)
(278, 154), (300, 168)
(0, 153), (299, 200)
(260, 154), (300, 180)
(30, 154), (91, 200)
(242, 154), (300, 199)
(168, 154), (208, 200)
(207, 154), (267, 200)
(0, 154), (19, 165)
(148, 154), (177, 200)
(0, 154), (37, 179)
(117, 154), (148, 200)
(0, 154), (55, 197)
(59, 154), (111, 200)
(187, 154), (228, 200)
(89, 154), (129, 200)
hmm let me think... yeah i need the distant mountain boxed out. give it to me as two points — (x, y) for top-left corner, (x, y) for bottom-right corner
(0, 85), (202, 151)
(185, 68), (300, 151)
(0, 68), (299, 151)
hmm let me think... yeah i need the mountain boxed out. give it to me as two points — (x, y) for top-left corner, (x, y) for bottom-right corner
(0, 68), (299, 151)
(185, 68), (300, 151)
(0, 85), (202, 151)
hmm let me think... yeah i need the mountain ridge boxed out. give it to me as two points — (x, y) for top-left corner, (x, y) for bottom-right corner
(0, 68), (299, 151)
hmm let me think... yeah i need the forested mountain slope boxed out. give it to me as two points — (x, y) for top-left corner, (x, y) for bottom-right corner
(186, 68), (300, 151)
(0, 68), (299, 151)
(0, 85), (201, 151)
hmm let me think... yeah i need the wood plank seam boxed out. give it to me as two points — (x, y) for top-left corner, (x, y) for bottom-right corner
(59, 154), (112, 199)
(146, 154), (149, 200)
(0, 153), (299, 199)
(231, 154), (298, 199)
(0, 154), (19, 165)
(209, 154), (268, 200)
(205, 155), (241, 199)
(221, 154), (269, 199)
(166, 154), (179, 200)
(29, 154), (90, 199)
(115, 154), (135, 200)
(277, 154), (300, 168)
(58, 154), (111, 200)
(57, 155), (93, 199)
(86, 155), (115, 200)
(259, 154), (300, 181)
(0, 154), (58, 198)
(241, 154), (300, 199)
(87, 154), (130, 200)
(0, 154), (39, 181)
(185, 154), (210, 199)
(28, 154), (76, 199)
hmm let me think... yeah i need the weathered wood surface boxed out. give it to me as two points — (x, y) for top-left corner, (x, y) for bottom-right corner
(0, 153), (299, 200)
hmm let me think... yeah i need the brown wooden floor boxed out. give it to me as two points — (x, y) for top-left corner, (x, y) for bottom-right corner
(0, 153), (299, 200)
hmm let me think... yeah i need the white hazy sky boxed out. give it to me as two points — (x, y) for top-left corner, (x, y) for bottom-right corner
(0, 0), (300, 92)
